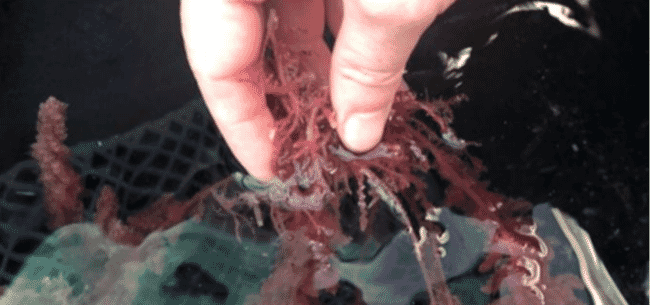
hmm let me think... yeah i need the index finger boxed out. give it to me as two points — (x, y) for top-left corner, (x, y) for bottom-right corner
(330, 0), (456, 153)
(181, 0), (276, 181)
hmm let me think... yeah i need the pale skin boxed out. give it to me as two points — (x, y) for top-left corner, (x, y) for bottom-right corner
(180, 0), (457, 182)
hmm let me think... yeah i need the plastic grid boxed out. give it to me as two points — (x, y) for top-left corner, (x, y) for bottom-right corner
(68, 99), (244, 221)
(0, 99), (243, 287)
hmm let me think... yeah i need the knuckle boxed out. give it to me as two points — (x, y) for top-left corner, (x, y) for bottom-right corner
(185, 27), (261, 78)
(188, 47), (259, 82)
(353, 0), (444, 25)
(336, 50), (403, 88)
(356, 3), (402, 22)
(356, 0), (428, 22)
(339, 64), (402, 88)
(183, 5), (264, 81)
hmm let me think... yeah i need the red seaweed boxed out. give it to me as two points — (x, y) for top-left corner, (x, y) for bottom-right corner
(481, 235), (586, 305)
(31, 96), (84, 229)
(93, 184), (206, 247)
(235, 8), (575, 304)
(29, 8), (589, 304)
(31, 99), (210, 246)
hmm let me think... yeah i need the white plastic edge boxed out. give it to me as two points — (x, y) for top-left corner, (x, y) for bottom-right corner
(551, 207), (629, 305)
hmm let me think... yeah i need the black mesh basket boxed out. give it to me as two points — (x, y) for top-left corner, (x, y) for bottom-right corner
(0, 98), (243, 286)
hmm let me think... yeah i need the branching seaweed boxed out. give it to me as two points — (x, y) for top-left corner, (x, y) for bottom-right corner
(30, 8), (588, 305)
(229, 8), (582, 305)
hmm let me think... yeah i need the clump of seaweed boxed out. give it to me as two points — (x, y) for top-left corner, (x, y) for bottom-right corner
(233, 9), (582, 305)
(30, 9), (588, 305)
(32, 97), (85, 229)
(31, 99), (209, 247)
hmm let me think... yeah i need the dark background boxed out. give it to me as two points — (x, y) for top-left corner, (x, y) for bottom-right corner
(1, 0), (647, 303)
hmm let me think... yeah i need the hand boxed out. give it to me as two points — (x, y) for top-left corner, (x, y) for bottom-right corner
(181, 0), (456, 182)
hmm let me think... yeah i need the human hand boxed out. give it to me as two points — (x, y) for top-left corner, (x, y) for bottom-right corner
(181, 0), (456, 182)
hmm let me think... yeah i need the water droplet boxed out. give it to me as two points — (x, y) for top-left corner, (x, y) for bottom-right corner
(269, 128), (276, 141)
(437, 231), (450, 244)
(438, 247), (447, 258)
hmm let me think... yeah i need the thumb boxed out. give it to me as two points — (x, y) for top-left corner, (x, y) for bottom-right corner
(330, 2), (437, 153)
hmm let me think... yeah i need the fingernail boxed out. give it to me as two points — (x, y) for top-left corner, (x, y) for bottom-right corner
(342, 113), (383, 153)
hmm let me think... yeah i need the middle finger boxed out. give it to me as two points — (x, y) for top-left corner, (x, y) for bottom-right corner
(266, 0), (331, 85)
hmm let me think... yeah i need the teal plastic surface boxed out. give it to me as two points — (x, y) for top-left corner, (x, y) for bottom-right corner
(0, 218), (278, 305)
(0, 204), (603, 305)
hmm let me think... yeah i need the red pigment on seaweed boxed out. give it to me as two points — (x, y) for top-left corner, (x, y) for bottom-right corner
(31, 98), (209, 246)
(237, 9), (567, 304)
(31, 96), (84, 229)
(93, 185), (206, 247)
(481, 236), (586, 305)
(29, 9), (589, 304)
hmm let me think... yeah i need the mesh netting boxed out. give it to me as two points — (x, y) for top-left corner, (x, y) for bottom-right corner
(0, 99), (242, 288)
